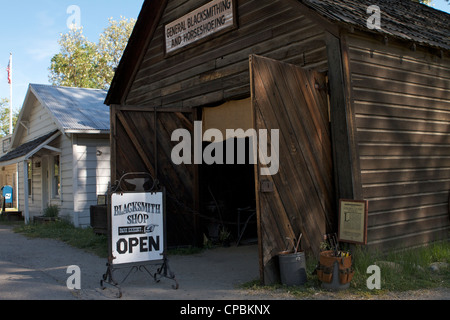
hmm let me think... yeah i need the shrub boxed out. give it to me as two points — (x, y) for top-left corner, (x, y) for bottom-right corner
(43, 204), (60, 218)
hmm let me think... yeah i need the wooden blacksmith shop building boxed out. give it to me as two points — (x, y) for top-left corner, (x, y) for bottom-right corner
(106, 0), (450, 283)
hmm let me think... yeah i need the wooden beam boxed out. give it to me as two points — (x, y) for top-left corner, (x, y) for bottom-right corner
(23, 161), (29, 224)
(175, 112), (194, 132)
(326, 31), (361, 202)
(105, 0), (169, 105)
(110, 105), (117, 184)
(112, 104), (194, 113)
(42, 145), (62, 153)
(115, 110), (156, 178)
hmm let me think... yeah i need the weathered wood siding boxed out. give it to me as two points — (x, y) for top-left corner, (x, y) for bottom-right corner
(125, 0), (328, 107)
(346, 32), (450, 250)
(116, 0), (330, 247)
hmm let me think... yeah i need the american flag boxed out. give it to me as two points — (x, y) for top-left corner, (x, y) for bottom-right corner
(6, 59), (11, 85)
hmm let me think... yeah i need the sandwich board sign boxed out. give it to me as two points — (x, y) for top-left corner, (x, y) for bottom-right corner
(111, 192), (165, 265)
(101, 174), (178, 297)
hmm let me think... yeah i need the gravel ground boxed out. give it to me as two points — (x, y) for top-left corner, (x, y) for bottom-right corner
(0, 224), (448, 301)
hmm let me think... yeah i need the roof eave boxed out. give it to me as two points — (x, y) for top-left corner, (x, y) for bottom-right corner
(29, 84), (67, 135)
(105, 0), (169, 106)
(0, 131), (62, 166)
(65, 130), (110, 135)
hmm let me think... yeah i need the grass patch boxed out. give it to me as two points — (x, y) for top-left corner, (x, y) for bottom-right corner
(13, 220), (108, 258)
(7, 218), (204, 258)
(242, 242), (450, 298)
(350, 243), (449, 293)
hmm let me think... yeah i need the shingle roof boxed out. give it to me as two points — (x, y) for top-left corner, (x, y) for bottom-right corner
(0, 130), (58, 163)
(301, 0), (450, 50)
(30, 84), (109, 133)
(105, 0), (450, 106)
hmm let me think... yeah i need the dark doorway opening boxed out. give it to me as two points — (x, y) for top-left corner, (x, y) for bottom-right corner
(199, 137), (257, 247)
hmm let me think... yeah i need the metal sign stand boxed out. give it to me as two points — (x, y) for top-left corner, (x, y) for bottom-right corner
(100, 173), (178, 298)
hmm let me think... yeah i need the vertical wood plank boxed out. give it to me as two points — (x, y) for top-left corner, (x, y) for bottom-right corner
(326, 32), (360, 201)
(251, 55), (334, 284)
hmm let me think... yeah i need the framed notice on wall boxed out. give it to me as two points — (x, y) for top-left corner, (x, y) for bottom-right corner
(110, 192), (165, 266)
(338, 199), (368, 245)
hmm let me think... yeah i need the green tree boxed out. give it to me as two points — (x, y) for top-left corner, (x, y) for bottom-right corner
(412, 0), (432, 4)
(49, 28), (99, 88)
(0, 98), (19, 137)
(97, 17), (137, 89)
(413, 0), (450, 4)
(412, 0), (450, 5)
(49, 17), (136, 90)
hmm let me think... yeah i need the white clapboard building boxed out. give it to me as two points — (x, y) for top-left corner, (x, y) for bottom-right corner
(0, 84), (110, 226)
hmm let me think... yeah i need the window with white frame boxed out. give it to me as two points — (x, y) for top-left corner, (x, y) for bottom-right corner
(52, 155), (61, 198)
(27, 161), (32, 197)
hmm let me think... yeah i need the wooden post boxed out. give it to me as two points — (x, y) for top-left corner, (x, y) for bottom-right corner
(23, 161), (29, 224)
(326, 32), (361, 203)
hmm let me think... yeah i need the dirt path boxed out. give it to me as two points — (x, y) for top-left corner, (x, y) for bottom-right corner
(0, 224), (285, 300)
(0, 224), (448, 300)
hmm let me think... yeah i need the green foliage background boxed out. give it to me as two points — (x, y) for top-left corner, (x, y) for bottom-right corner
(49, 17), (136, 90)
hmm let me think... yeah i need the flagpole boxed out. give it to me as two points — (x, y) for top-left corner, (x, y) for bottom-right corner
(9, 53), (13, 135)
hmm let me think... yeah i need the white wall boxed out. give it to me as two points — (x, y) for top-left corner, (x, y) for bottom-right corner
(18, 158), (43, 220)
(72, 134), (110, 227)
(14, 93), (110, 226)
(19, 100), (56, 144)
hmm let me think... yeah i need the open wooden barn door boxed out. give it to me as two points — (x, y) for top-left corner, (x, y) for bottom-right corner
(111, 106), (199, 247)
(250, 55), (335, 284)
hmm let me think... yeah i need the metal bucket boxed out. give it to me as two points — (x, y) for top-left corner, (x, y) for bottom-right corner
(278, 251), (307, 286)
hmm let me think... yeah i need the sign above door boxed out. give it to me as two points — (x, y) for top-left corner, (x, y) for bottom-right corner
(165, 0), (236, 54)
